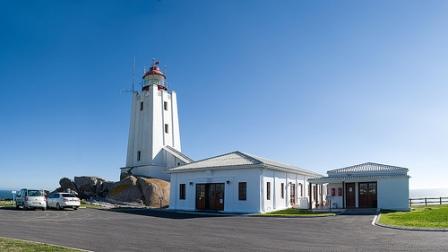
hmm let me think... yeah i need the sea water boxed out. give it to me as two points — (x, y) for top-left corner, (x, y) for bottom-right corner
(0, 190), (13, 200)
(410, 188), (448, 198)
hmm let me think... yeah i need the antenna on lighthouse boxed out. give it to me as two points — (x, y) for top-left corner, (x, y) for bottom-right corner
(131, 56), (136, 93)
(120, 56), (138, 95)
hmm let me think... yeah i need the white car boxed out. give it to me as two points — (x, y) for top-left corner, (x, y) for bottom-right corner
(15, 189), (47, 210)
(47, 193), (80, 210)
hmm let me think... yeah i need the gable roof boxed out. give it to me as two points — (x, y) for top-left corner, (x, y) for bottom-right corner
(169, 151), (321, 176)
(327, 162), (408, 177)
(308, 162), (409, 183)
(162, 146), (193, 163)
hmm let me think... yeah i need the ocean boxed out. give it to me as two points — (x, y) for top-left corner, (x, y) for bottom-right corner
(409, 188), (448, 198)
(0, 190), (14, 200)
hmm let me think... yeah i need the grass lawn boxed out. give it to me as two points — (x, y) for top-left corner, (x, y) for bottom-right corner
(80, 200), (104, 209)
(0, 237), (81, 252)
(260, 208), (336, 217)
(0, 200), (15, 208)
(380, 205), (448, 228)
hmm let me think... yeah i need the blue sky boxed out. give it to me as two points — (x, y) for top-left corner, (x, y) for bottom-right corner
(0, 0), (447, 190)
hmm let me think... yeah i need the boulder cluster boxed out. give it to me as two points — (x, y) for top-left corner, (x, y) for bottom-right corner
(55, 175), (170, 208)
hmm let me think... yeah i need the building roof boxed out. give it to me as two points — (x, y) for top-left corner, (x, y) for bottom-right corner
(143, 63), (166, 79)
(162, 146), (193, 163)
(308, 162), (409, 183)
(168, 151), (321, 176)
(327, 162), (408, 176)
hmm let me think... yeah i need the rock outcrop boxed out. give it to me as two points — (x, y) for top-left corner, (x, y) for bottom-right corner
(137, 177), (170, 208)
(54, 175), (170, 208)
(96, 181), (115, 198)
(74, 176), (105, 199)
(106, 176), (144, 204)
(59, 177), (78, 192)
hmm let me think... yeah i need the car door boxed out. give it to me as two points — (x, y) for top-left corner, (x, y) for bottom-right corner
(15, 190), (22, 206)
(19, 189), (26, 206)
(51, 194), (59, 208)
(47, 194), (56, 207)
(47, 194), (53, 208)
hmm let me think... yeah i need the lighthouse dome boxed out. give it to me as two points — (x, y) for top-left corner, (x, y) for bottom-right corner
(142, 60), (166, 90)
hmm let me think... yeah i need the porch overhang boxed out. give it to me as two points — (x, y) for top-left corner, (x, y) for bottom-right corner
(308, 174), (409, 184)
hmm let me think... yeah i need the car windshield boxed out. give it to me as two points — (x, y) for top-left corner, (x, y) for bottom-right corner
(61, 193), (76, 198)
(28, 190), (43, 197)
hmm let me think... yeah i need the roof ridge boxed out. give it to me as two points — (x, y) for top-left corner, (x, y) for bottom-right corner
(163, 146), (193, 162)
(328, 162), (409, 174)
(235, 151), (263, 165)
(176, 151), (243, 167)
(238, 152), (322, 176)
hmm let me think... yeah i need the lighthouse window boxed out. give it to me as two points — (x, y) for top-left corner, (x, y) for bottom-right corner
(164, 124), (169, 133)
(140, 102), (144, 111)
(137, 151), (141, 161)
(164, 101), (168, 111)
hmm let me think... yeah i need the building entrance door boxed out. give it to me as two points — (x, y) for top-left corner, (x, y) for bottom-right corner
(290, 184), (296, 206)
(358, 182), (377, 208)
(196, 183), (225, 211)
(345, 183), (356, 208)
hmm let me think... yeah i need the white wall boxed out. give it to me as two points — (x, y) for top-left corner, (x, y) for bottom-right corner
(169, 168), (262, 213)
(124, 83), (182, 180)
(126, 149), (188, 181)
(260, 170), (310, 212)
(169, 167), (315, 213)
(327, 183), (343, 209)
(378, 176), (409, 210)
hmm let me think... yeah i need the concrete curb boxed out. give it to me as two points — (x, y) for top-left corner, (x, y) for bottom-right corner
(0, 236), (93, 252)
(373, 213), (448, 232)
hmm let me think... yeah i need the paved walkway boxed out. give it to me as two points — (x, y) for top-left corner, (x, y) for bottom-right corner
(0, 208), (446, 251)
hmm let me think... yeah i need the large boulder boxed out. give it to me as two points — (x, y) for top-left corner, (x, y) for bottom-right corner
(96, 181), (115, 198)
(74, 176), (105, 199)
(137, 177), (170, 208)
(59, 177), (78, 193)
(107, 176), (143, 203)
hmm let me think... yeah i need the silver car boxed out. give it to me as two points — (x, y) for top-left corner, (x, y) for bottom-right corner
(47, 193), (80, 210)
(15, 189), (47, 210)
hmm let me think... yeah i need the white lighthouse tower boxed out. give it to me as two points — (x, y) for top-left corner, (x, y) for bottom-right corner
(121, 60), (192, 181)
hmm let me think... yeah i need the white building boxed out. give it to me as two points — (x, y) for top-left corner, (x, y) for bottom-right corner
(168, 151), (322, 213)
(308, 162), (410, 211)
(121, 61), (192, 180)
(118, 60), (410, 213)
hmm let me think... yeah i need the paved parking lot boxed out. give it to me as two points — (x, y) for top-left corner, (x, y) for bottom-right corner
(0, 208), (447, 252)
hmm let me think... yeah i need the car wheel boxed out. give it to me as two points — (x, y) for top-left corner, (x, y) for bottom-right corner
(73, 207), (78, 210)
(42, 207), (46, 211)
(56, 203), (62, 210)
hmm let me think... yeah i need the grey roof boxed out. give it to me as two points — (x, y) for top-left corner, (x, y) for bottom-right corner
(163, 146), (193, 163)
(308, 162), (409, 183)
(327, 162), (408, 176)
(169, 151), (321, 176)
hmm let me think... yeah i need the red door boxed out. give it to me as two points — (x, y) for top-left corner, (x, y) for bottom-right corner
(359, 182), (377, 208)
(196, 184), (206, 210)
(290, 184), (296, 206)
(345, 183), (356, 208)
(196, 183), (224, 211)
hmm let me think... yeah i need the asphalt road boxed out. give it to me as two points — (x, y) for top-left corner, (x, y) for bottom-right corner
(0, 208), (446, 252)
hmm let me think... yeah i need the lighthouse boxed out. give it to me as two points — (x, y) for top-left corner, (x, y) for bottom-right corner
(120, 60), (192, 181)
